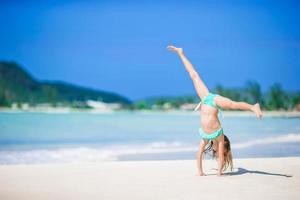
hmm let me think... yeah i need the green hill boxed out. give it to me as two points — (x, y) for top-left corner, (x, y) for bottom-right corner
(0, 61), (131, 107)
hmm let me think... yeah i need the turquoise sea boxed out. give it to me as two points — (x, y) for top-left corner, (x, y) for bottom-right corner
(0, 111), (300, 164)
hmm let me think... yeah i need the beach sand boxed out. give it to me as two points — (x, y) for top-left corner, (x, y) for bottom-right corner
(0, 157), (299, 200)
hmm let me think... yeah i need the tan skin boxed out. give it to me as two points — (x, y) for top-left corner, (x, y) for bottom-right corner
(167, 45), (263, 176)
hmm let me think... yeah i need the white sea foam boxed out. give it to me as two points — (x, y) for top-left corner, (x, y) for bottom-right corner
(232, 133), (300, 149)
(0, 142), (196, 164)
(0, 134), (300, 164)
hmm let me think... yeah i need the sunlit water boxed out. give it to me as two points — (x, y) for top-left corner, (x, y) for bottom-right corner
(0, 111), (300, 164)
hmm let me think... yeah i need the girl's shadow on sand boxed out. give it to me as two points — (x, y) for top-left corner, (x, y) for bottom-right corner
(227, 167), (292, 177)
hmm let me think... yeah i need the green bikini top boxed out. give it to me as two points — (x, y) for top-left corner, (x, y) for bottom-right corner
(203, 93), (221, 110)
(194, 93), (222, 113)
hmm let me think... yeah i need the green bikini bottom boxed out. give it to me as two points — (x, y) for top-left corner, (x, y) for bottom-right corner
(199, 128), (223, 140)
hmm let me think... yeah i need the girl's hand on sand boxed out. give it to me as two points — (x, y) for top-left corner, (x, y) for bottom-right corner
(217, 172), (224, 177)
(217, 173), (230, 177)
(196, 172), (206, 176)
(167, 45), (183, 55)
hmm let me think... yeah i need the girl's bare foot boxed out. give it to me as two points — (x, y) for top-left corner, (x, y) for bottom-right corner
(251, 103), (263, 119)
(167, 45), (183, 55)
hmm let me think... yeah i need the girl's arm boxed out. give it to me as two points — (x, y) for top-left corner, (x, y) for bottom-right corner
(167, 45), (209, 100)
(196, 139), (208, 176)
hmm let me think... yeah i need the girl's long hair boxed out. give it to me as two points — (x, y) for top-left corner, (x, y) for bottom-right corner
(204, 134), (233, 171)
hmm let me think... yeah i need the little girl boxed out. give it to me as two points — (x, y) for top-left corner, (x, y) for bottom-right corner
(167, 45), (263, 176)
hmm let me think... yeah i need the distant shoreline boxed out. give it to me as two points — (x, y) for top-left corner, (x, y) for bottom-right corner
(0, 108), (300, 117)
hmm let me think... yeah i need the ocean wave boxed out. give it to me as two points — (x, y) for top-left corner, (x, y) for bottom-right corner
(232, 133), (300, 149)
(1, 134), (300, 164)
(0, 142), (195, 165)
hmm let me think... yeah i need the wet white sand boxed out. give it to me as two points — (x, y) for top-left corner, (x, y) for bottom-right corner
(0, 157), (299, 200)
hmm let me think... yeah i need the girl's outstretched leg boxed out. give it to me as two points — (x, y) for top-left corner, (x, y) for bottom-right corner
(215, 95), (263, 119)
(167, 45), (209, 100)
(196, 139), (208, 176)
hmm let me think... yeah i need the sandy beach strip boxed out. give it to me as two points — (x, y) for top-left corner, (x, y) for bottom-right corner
(0, 157), (299, 200)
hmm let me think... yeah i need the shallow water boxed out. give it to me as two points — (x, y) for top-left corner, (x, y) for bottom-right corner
(0, 111), (299, 164)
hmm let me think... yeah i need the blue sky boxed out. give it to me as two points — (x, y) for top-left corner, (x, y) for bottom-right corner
(0, 0), (299, 100)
